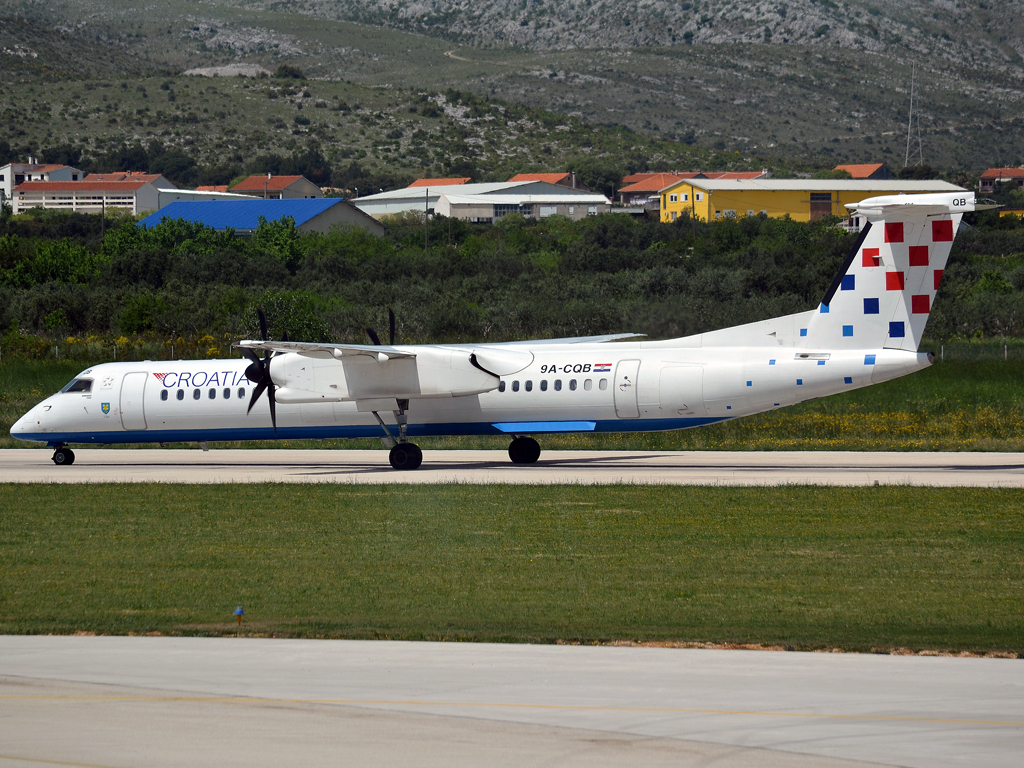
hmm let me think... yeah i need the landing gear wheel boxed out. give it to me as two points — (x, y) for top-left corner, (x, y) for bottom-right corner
(389, 442), (423, 470)
(508, 437), (541, 465)
(52, 447), (75, 466)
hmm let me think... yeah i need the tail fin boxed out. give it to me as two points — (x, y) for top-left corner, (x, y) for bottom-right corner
(803, 192), (978, 352)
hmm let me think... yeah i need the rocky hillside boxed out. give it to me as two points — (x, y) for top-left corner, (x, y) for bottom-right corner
(237, 0), (1024, 69)
(2, 0), (1022, 171)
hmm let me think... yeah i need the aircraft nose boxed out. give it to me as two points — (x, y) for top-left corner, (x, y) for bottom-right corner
(10, 404), (45, 441)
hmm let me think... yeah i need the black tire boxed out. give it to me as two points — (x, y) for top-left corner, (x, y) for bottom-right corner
(508, 437), (541, 464)
(389, 443), (422, 470)
(52, 448), (75, 466)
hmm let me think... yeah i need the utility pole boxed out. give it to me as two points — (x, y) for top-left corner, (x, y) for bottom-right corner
(905, 64), (915, 168)
(424, 187), (429, 255)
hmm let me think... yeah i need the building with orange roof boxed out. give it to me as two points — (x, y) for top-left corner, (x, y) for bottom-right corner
(84, 171), (175, 188)
(407, 177), (471, 188)
(230, 174), (323, 199)
(12, 179), (163, 215)
(196, 185), (230, 193)
(980, 168), (1024, 194)
(703, 171), (771, 181)
(507, 172), (591, 192)
(1, 160), (84, 203)
(618, 173), (704, 205)
(833, 164), (893, 181)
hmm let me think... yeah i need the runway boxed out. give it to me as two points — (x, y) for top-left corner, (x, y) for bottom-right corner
(2, 447), (1024, 486)
(0, 637), (1021, 768)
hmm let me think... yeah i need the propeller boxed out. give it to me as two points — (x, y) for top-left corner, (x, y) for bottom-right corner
(240, 307), (278, 435)
(366, 306), (396, 346)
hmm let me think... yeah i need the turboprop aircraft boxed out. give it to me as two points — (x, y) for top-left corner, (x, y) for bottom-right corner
(12, 192), (984, 470)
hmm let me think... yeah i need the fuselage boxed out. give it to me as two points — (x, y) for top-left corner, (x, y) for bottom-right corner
(10, 341), (930, 447)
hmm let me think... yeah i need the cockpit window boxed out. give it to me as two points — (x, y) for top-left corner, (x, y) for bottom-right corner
(61, 378), (93, 393)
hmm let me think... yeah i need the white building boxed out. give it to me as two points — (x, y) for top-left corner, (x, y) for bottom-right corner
(0, 161), (84, 204)
(435, 192), (611, 223)
(355, 181), (610, 221)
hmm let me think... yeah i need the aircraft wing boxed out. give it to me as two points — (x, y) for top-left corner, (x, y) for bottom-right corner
(236, 340), (416, 360)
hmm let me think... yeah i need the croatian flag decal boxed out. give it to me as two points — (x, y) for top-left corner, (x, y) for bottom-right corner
(593, 363), (612, 372)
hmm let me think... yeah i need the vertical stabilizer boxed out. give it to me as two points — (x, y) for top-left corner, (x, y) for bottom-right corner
(802, 192), (975, 352)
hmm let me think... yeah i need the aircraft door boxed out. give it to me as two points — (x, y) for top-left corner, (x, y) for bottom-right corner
(613, 360), (641, 418)
(119, 372), (148, 430)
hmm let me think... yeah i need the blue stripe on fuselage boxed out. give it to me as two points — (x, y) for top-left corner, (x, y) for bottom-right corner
(16, 417), (728, 446)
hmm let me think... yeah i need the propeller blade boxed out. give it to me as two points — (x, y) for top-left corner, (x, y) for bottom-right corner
(282, 330), (289, 342)
(247, 379), (268, 415)
(257, 306), (269, 342)
(388, 306), (395, 346)
(267, 381), (277, 435)
(366, 327), (382, 346)
(240, 347), (261, 366)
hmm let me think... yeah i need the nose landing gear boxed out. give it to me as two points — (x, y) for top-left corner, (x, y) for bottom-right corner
(52, 446), (75, 466)
(508, 436), (541, 464)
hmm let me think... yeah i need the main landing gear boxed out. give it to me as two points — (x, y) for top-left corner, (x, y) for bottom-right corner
(389, 442), (423, 470)
(52, 445), (75, 466)
(508, 436), (541, 465)
(373, 399), (423, 470)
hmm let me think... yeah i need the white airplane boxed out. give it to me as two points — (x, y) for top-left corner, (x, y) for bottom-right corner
(12, 192), (982, 470)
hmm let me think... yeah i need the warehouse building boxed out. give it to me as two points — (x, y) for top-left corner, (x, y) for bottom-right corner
(137, 198), (387, 236)
(354, 180), (609, 221)
(659, 179), (965, 224)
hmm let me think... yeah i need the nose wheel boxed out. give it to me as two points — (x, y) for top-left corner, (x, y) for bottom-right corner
(508, 437), (541, 464)
(52, 446), (75, 466)
(389, 442), (423, 470)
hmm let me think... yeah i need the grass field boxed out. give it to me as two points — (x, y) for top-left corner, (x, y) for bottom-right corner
(0, 483), (1021, 653)
(4, 355), (1024, 451)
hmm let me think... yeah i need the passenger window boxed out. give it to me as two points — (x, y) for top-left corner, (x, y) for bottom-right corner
(177, 389), (184, 401)
(525, 380), (533, 392)
(223, 388), (230, 399)
(498, 381), (506, 392)
(192, 389), (201, 400)
(569, 379), (578, 391)
(584, 379), (593, 391)
(554, 379), (562, 391)
(512, 381), (520, 392)
(237, 388), (246, 399)
(540, 380), (548, 391)
(599, 378), (608, 390)
(208, 388), (216, 400)
(160, 390), (168, 401)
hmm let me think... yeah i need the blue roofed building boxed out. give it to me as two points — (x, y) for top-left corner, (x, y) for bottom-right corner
(137, 199), (387, 236)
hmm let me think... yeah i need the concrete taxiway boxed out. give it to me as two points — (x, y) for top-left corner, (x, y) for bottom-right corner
(2, 447), (1024, 485)
(1, 637), (1021, 768)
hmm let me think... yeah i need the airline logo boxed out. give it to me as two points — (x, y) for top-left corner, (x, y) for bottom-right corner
(593, 363), (612, 372)
(152, 370), (251, 387)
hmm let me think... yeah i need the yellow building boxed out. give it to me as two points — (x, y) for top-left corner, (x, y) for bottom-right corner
(659, 179), (965, 224)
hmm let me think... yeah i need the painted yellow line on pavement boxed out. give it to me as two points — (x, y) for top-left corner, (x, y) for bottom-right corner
(1, 694), (1021, 728)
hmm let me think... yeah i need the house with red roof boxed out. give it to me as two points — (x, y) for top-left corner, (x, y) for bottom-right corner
(1, 160), (84, 203)
(407, 177), (471, 188)
(980, 168), (1024, 194)
(12, 178), (169, 215)
(618, 173), (705, 205)
(617, 170), (769, 205)
(230, 174), (323, 199)
(833, 163), (893, 180)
